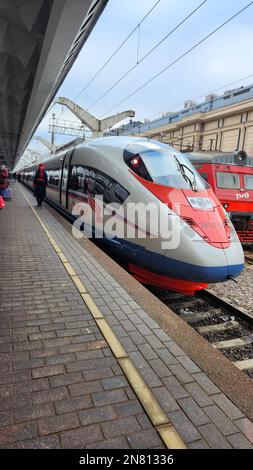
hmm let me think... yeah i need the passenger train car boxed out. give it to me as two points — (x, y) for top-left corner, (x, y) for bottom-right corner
(186, 150), (253, 244)
(21, 137), (244, 295)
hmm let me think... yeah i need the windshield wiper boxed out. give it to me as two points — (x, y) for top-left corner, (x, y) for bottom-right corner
(174, 155), (197, 191)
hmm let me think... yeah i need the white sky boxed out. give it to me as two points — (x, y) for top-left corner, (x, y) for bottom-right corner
(19, 0), (253, 166)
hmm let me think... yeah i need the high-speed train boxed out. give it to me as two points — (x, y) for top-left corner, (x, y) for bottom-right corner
(21, 137), (244, 295)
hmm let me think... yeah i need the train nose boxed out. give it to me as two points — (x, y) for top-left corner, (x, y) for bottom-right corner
(164, 239), (244, 285)
(223, 243), (244, 280)
(198, 247), (232, 283)
(205, 242), (244, 283)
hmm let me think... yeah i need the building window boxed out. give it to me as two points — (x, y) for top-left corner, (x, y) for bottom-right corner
(241, 112), (248, 123)
(234, 88), (250, 97)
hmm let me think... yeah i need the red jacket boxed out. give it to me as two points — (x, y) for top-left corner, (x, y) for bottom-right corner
(0, 169), (8, 189)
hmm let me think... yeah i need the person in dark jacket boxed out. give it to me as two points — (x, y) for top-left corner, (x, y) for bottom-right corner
(33, 163), (48, 207)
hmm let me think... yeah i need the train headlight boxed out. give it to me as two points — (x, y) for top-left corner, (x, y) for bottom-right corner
(187, 197), (213, 210)
(131, 157), (140, 167)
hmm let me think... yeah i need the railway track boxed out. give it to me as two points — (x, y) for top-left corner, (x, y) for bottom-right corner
(149, 287), (253, 379)
(244, 252), (253, 266)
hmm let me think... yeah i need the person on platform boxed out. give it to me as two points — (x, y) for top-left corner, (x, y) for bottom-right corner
(33, 163), (47, 207)
(0, 165), (9, 197)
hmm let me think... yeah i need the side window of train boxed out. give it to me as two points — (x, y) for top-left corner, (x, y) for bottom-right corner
(69, 165), (90, 194)
(48, 168), (60, 186)
(113, 183), (129, 204)
(87, 170), (96, 195)
(200, 172), (208, 182)
(216, 172), (240, 189)
(69, 166), (79, 191)
(103, 179), (129, 204)
(244, 175), (253, 190)
(48, 170), (52, 185)
(81, 167), (90, 194)
(89, 169), (129, 204)
(95, 171), (111, 195)
(76, 166), (89, 194)
(69, 166), (129, 203)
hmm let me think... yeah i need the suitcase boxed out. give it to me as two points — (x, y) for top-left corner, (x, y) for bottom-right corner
(3, 188), (12, 200)
(0, 195), (4, 209)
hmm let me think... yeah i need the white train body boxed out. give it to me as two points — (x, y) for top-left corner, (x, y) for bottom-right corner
(22, 137), (244, 294)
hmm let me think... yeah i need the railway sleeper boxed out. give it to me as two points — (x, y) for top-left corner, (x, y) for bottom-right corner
(181, 309), (221, 324)
(234, 358), (253, 371)
(197, 320), (240, 335)
(212, 336), (252, 350)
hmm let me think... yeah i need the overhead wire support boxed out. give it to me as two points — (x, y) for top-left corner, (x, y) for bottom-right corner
(74, 0), (161, 101)
(23, 101), (55, 159)
(87, 0), (208, 111)
(104, 1), (253, 115)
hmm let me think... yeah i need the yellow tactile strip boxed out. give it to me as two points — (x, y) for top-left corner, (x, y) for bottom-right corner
(19, 187), (186, 449)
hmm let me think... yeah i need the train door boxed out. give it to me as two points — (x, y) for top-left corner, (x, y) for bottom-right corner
(60, 150), (74, 208)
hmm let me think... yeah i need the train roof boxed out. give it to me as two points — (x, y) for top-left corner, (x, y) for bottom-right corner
(88, 136), (149, 148)
(21, 136), (173, 171)
(185, 150), (253, 167)
(87, 136), (174, 155)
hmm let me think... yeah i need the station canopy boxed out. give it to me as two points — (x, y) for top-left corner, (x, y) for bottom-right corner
(0, 0), (108, 169)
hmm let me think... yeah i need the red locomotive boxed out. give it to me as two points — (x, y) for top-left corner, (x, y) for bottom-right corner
(186, 150), (253, 244)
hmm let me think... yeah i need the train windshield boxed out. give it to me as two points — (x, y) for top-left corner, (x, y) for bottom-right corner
(128, 149), (207, 190)
(244, 175), (253, 190)
(216, 172), (240, 189)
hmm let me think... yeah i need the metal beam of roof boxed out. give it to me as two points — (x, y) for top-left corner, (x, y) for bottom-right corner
(0, 0), (108, 169)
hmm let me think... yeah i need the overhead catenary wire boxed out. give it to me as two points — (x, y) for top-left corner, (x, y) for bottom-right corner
(143, 72), (253, 122)
(137, 23), (141, 65)
(103, 1), (253, 116)
(74, 0), (162, 101)
(87, 0), (208, 112)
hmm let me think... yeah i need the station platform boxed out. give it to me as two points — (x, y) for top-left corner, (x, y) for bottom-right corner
(0, 183), (253, 449)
